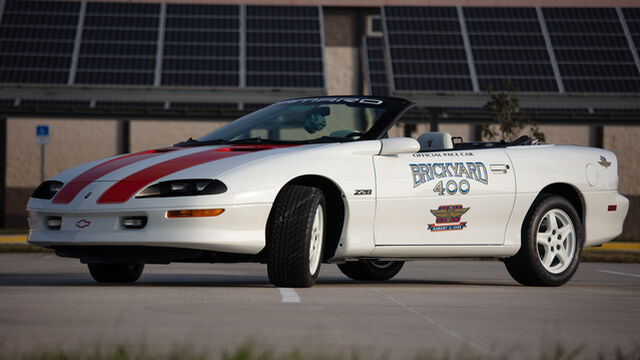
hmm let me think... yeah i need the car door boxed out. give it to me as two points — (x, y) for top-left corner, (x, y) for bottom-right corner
(373, 148), (516, 245)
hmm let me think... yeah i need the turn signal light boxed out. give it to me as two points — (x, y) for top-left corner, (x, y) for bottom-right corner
(166, 209), (224, 218)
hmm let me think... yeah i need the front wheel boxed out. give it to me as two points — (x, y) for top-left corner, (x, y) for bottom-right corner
(88, 263), (144, 283)
(338, 260), (404, 281)
(504, 195), (583, 286)
(266, 184), (326, 288)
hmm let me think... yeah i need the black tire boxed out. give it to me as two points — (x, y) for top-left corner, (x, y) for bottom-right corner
(338, 260), (404, 281)
(87, 263), (144, 283)
(504, 195), (583, 286)
(266, 184), (326, 288)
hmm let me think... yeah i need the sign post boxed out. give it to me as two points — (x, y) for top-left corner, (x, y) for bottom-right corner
(36, 125), (49, 182)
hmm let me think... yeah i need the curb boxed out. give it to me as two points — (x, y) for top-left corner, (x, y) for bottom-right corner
(0, 235), (28, 243)
(584, 242), (640, 252)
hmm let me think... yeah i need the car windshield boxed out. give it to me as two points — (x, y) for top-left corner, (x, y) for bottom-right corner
(184, 97), (410, 145)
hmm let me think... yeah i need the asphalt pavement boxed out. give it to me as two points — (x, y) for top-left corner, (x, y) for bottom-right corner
(0, 253), (639, 359)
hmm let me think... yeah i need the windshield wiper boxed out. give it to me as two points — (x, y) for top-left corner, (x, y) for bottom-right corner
(226, 137), (295, 145)
(176, 136), (344, 147)
(173, 137), (227, 147)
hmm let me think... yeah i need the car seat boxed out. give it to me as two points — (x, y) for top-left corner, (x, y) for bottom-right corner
(417, 132), (454, 151)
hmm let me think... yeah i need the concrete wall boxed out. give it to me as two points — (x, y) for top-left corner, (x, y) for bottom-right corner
(604, 126), (640, 239)
(130, 120), (227, 152)
(4, 118), (118, 227)
(323, 8), (361, 96)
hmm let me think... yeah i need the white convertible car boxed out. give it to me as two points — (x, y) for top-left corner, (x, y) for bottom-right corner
(27, 96), (628, 287)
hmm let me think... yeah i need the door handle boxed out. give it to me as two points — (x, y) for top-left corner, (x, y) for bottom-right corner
(490, 164), (510, 174)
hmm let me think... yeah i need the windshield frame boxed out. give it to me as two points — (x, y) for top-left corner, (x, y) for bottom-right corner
(176, 96), (415, 146)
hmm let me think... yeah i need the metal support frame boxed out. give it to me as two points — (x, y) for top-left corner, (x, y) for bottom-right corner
(317, 6), (327, 91)
(536, 7), (565, 93)
(0, 117), (6, 228)
(400, 109), (640, 126)
(617, 8), (640, 80)
(403, 123), (416, 137)
(428, 108), (440, 131)
(362, 36), (373, 95)
(0, 85), (325, 104)
(153, 3), (167, 87)
(0, 0), (6, 25)
(456, 6), (479, 92)
(239, 4), (246, 88)
(354, 8), (365, 95)
(68, 1), (86, 85)
(116, 119), (130, 154)
(590, 125), (604, 148)
(396, 90), (640, 109)
(380, 7), (396, 93)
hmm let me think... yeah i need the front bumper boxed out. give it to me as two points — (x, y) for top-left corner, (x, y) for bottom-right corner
(27, 203), (271, 255)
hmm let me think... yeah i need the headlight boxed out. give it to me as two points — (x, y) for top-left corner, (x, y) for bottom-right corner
(31, 181), (64, 199)
(135, 179), (227, 198)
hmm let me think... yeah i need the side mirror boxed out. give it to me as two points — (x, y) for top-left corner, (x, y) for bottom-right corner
(379, 137), (420, 155)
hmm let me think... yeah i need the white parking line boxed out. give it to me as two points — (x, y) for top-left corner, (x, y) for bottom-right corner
(598, 270), (640, 279)
(279, 288), (301, 303)
(368, 287), (492, 358)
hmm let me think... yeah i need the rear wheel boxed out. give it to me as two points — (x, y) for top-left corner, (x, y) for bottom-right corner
(266, 184), (326, 288)
(338, 260), (404, 281)
(87, 263), (144, 283)
(504, 195), (583, 286)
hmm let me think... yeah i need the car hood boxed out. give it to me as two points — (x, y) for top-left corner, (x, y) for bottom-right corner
(48, 144), (309, 205)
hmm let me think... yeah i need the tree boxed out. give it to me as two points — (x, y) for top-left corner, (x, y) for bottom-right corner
(481, 80), (545, 142)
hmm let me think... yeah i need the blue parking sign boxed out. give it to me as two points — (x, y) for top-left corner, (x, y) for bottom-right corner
(36, 125), (49, 145)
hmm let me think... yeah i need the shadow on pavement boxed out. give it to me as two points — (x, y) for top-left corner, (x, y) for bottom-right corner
(0, 272), (518, 287)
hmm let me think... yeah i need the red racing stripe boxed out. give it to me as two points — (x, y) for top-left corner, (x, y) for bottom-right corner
(96, 150), (240, 204)
(52, 148), (177, 204)
(97, 144), (296, 204)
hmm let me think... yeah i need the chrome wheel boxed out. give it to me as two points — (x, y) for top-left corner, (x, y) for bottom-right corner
(536, 209), (576, 274)
(308, 205), (324, 275)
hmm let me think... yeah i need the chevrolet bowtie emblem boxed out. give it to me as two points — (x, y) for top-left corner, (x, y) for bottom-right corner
(75, 219), (91, 229)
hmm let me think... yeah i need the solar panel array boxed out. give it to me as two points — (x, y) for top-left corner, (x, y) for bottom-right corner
(383, 6), (472, 91)
(543, 7), (640, 93)
(464, 7), (558, 92)
(246, 6), (324, 87)
(0, 0), (79, 84)
(2, 2), (640, 95)
(622, 8), (640, 87)
(0, 0), (324, 89)
(382, 6), (640, 93)
(163, 4), (239, 87)
(76, 2), (159, 85)
(363, 36), (389, 96)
